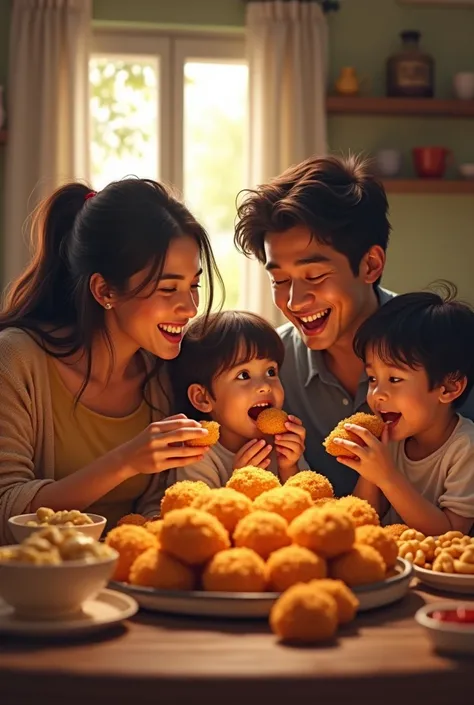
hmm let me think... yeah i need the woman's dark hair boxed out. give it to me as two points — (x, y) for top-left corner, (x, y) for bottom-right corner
(0, 178), (222, 404)
(234, 154), (391, 287)
(170, 310), (285, 418)
(354, 282), (474, 408)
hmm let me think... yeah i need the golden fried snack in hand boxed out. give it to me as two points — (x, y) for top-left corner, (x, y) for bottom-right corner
(289, 507), (355, 558)
(265, 545), (327, 592)
(160, 480), (211, 517)
(233, 510), (290, 559)
(253, 486), (312, 524)
(192, 487), (252, 534)
(226, 466), (281, 500)
(185, 420), (220, 447)
(270, 583), (338, 643)
(284, 470), (334, 501)
(323, 412), (384, 457)
(202, 548), (266, 592)
(310, 579), (359, 625)
(356, 525), (398, 569)
(129, 548), (195, 590)
(329, 545), (386, 587)
(159, 508), (230, 566)
(256, 408), (288, 435)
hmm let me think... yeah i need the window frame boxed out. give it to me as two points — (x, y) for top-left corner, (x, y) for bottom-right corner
(91, 28), (246, 189)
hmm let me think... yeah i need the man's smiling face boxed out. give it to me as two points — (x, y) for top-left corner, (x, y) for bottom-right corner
(264, 224), (384, 353)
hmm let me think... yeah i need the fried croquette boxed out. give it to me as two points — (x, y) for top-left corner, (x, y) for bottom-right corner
(160, 480), (211, 517)
(117, 513), (147, 527)
(191, 487), (253, 534)
(105, 525), (158, 582)
(145, 519), (163, 542)
(202, 548), (266, 592)
(159, 508), (230, 566)
(309, 579), (359, 624)
(356, 525), (398, 569)
(285, 470), (334, 501)
(323, 412), (385, 457)
(313, 497), (337, 508)
(226, 466), (281, 500)
(185, 420), (220, 447)
(288, 507), (355, 558)
(383, 523), (410, 541)
(253, 486), (312, 524)
(129, 548), (195, 590)
(329, 544), (386, 587)
(233, 510), (290, 559)
(334, 496), (380, 527)
(265, 545), (327, 592)
(270, 583), (338, 643)
(255, 408), (288, 435)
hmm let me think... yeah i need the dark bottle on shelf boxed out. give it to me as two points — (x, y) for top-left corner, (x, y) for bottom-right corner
(386, 30), (434, 98)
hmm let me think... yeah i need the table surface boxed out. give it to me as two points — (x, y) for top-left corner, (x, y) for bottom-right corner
(1, 583), (472, 705)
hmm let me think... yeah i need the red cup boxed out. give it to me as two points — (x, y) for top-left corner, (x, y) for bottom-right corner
(412, 147), (451, 179)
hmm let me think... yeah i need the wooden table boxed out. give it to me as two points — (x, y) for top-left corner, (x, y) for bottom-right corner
(0, 584), (472, 705)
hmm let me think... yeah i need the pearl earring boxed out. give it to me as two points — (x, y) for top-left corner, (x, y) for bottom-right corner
(104, 303), (112, 310)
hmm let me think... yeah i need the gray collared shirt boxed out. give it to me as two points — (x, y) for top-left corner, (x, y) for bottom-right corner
(277, 287), (394, 497)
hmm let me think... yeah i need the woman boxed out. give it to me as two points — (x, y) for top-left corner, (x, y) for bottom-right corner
(0, 178), (222, 543)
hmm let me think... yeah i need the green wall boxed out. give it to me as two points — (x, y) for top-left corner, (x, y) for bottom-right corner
(1, 0), (474, 300)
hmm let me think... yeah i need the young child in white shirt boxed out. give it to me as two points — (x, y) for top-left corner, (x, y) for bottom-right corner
(168, 310), (307, 488)
(331, 285), (474, 536)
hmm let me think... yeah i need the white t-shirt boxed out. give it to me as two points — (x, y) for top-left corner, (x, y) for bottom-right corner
(167, 442), (308, 490)
(383, 415), (474, 525)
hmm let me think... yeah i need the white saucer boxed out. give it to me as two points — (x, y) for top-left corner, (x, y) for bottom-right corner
(0, 588), (138, 636)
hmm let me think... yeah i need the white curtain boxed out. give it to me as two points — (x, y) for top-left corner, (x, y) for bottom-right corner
(3, 0), (91, 286)
(241, 1), (328, 325)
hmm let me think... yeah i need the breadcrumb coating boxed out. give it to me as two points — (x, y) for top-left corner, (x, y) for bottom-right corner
(323, 412), (384, 457)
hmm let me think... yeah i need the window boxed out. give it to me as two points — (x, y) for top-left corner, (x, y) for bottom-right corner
(90, 30), (247, 310)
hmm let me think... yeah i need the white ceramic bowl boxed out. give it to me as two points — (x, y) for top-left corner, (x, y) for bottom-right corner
(0, 547), (118, 619)
(415, 601), (474, 655)
(8, 513), (107, 543)
(459, 163), (474, 180)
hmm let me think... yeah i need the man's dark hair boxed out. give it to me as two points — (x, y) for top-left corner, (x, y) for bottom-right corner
(234, 154), (391, 286)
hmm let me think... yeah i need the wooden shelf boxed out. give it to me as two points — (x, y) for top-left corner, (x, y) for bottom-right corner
(383, 179), (474, 194)
(0, 129), (6, 145)
(327, 96), (474, 117)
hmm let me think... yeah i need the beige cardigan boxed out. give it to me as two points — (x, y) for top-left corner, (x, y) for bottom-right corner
(0, 328), (170, 544)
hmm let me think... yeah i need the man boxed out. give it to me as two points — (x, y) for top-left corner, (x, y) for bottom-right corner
(234, 154), (395, 497)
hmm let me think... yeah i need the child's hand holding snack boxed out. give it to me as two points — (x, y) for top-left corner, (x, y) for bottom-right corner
(233, 439), (273, 471)
(274, 415), (306, 482)
(332, 422), (395, 487)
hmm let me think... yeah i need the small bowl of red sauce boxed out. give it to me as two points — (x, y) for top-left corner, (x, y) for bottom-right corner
(416, 602), (474, 655)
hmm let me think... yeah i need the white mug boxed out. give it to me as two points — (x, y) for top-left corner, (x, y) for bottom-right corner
(375, 149), (402, 178)
(453, 72), (474, 100)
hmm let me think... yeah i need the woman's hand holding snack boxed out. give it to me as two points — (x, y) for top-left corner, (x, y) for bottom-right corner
(119, 414), (211, 476)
